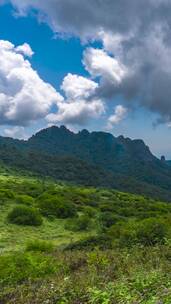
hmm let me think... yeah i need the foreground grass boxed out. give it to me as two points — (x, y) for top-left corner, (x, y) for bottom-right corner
(0, 245), (171, 303)
(0, 170), (171, 303)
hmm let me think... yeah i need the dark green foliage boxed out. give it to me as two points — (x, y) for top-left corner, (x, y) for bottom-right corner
(109, 221), (138, 248)
(66, 215), (92, 231)
(83, 206), (96, 217)
(26, 240), (54, 253)
(99, 212), (121, 228)
(0, 189), (14, 202)
(108, 217), (169, 247)
(0, 252), (57, 286)
(37, 196), (76, 218)
(16, 194), (34, 205)
(136, 218), (169, 245)
(7, 206), (42, 226)
(99, 203), (116, 213)
(65, 235), (112, 250)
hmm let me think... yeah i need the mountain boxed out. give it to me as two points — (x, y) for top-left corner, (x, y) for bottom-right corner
(166, 160), (171, 166)
(0, 125), (171, 201)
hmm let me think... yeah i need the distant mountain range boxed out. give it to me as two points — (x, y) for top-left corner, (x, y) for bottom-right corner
(0, 125), (171, 201)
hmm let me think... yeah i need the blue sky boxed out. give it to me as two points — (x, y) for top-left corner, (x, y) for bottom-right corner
(0, 2), (171, 158)
(0, 4), (86, 87)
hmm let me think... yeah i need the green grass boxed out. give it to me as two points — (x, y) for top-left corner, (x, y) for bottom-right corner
(0, 169), (170, 303)
(0, 171), (170, 252)
(0, 246), (171, 303)
(0, 203), (96, 252)
(0, 172), (95, 251)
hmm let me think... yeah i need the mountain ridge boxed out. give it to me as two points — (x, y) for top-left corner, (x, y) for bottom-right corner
(0, 125), (171, 201)
(0, 125), (158, 161)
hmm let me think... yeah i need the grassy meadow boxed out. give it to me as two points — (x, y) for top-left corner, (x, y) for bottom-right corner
(0, 169), (170, 303)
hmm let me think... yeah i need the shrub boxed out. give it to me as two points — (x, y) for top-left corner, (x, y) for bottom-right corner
(86, 200), (99, 207)
(109, 217), (169, 247)
(67, 215), (92, 231)
(83, 206), (96, 217)
(0, 188), (15, 202)
(108, 221), (138, 247)
(99, 212), (120, 228)
(7, 206), (43, 226)
(16, 194), (34, 206)
(20, 182), (43, 198)
(136, 218), (168, 246)
(65, 235), (112, 250)
(38, 196), (76, 218)
(0, 252), (57, 286)
(26, 239), (54, 253)
(99, 203), (115, 213)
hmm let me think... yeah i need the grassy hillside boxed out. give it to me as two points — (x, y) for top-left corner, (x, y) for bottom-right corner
(0, 170), (171, 302)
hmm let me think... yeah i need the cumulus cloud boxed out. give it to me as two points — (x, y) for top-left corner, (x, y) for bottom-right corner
(0, 39), (64, 126)
(46, 98), (104, 125)
(0, 39), (106, 131)
(106, 105), (128, 130)
(83, 47), (127, 86)
(8, 0), (147, 39)
(8, 0), (171, 124)
(61, 73), (98, 100)
(47, 73), (104, 126)
(15, 43), (34, 57)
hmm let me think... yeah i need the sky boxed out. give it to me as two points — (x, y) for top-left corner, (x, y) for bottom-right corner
(0, 1), (171, 158)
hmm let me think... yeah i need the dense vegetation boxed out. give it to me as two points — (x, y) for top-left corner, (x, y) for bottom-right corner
(0, 169), (171, 303)
(8, 205), (43, 226)
(1, 125), (171, 201)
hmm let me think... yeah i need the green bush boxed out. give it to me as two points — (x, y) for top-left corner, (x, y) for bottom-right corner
(108, 220), (138, 247)
(109, 217), (169, 247)
(16, 194), (34, 206)
(65, 235), (112, 250)
(20, 182), (43, 198)
(26, 239), (54, 253)
(0, 188), (15, 202)
(67, 215), (92, 231)
(83, 206), (96, 217)
(38, 196), (76, 218)
(136, 217), (168, 246)
(99, 203), (115, 212)
(7, 206), (43, 226)
(99, 212), (120, 228)
(0, 252), (57, 286)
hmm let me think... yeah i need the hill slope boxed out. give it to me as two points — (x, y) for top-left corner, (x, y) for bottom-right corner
(0, 171), (171, 303)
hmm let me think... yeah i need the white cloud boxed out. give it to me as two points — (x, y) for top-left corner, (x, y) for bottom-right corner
(15, 43), (34, 57)
(0, 39), (63, 126)
(0, 40), (105, 130)
(61, 73), (98, 99)
(8, 0), (171, 124)
(47, 73), (104, 126)
(106, 105), (127, 130)
(46, 98), (105, 126)
(4, 126), (28, 139)
(83, 48), (127, 84)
